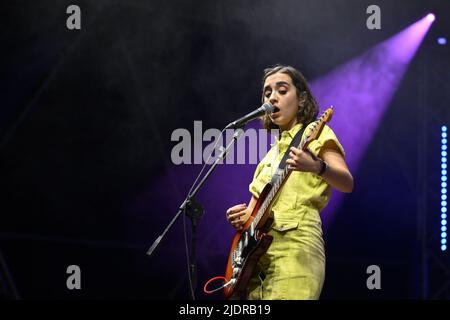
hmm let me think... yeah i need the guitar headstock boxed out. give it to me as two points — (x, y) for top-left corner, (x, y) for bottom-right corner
(303, 106), (334, 146)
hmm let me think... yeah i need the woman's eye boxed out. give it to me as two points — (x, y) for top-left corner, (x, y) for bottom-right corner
(264, 92), (271, 98)
(279, 90), (287, 95)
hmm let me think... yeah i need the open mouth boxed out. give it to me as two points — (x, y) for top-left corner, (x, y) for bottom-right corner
(270, 107), (281, 119)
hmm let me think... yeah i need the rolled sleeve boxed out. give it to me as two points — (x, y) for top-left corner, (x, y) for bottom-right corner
(308, 124), (345, 159)
(249, 162), (265, 198)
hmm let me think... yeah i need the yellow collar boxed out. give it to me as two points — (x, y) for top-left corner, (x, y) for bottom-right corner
(281, 122), (303, 139)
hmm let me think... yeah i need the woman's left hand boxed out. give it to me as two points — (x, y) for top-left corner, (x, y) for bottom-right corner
(286, 146), (320, 173)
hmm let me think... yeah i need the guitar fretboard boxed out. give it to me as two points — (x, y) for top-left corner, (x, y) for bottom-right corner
(251, 133), (309, 227)
(248, 107), (331, 230)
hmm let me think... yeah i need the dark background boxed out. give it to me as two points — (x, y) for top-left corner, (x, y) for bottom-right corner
(1, 0), (449, 299)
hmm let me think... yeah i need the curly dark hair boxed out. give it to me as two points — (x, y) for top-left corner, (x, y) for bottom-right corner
(261, 64), (319, 130)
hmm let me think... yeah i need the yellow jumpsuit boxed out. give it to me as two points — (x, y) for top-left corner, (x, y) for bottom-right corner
(247, 122), (345, 300)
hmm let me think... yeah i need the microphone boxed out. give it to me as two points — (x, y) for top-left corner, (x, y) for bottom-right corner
(225, 103), (274, 129)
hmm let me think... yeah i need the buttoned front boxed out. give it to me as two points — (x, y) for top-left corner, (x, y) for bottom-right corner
(246, 122), (345, 300)
(249, 122), (345, 223)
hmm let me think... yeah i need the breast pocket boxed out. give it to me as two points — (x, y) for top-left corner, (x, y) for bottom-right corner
(271, 220), (299, 232)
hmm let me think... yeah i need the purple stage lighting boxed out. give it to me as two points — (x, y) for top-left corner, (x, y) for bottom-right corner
(426, 13), (436, 22)
(131, 15), (435, 273)
(438, 37), (447, 45)
(310, 14), (434, 228)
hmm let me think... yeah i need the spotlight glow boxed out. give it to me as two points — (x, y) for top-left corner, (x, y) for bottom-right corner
(437, 37), (447, 45)
(427, 13), (436, 22)
(309, 14), (435, 227)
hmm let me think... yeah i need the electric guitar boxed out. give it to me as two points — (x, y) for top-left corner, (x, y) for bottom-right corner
(223, 107), (334, 299)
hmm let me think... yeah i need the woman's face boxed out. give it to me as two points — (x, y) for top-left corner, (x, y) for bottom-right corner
(263, 72), (300, 131)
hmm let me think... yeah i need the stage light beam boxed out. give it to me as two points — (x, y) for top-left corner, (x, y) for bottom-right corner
(310, 14), (435, 227)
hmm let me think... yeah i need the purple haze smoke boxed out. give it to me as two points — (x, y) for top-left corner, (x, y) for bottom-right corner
(132, 15), (435, 287)
(310, 14), (434, 228)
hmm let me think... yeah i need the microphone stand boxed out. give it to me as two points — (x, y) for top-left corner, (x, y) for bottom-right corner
(146, 127), (245, 300)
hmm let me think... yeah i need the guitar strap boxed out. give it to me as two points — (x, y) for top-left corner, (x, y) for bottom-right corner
(270, 124), (307, 184)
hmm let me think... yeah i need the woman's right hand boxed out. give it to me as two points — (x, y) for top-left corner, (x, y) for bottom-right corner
(226, 203), (248, 231)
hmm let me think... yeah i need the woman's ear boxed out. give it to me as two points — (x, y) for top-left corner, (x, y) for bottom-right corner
(298, 91), (307, 106)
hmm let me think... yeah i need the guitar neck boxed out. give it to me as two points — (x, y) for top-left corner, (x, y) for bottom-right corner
(251, 106), (333, 227)
(252, 135), (312, 225)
